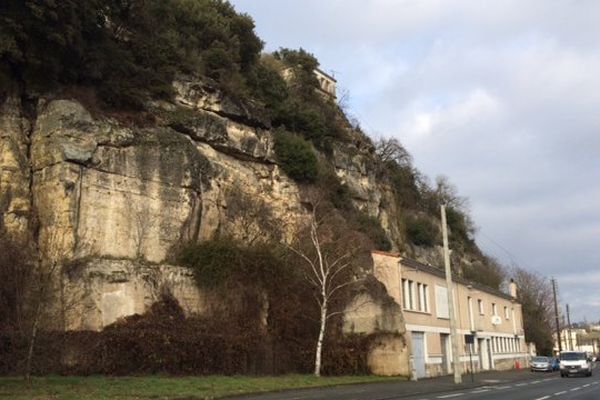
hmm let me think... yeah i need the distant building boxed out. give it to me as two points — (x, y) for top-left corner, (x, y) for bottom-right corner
(555, 328), (598, 354)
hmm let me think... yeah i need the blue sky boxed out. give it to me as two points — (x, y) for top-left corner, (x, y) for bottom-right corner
(230, 0), (600, 322)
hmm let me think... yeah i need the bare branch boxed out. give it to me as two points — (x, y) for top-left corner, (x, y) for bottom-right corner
(326, 279), (360, 301)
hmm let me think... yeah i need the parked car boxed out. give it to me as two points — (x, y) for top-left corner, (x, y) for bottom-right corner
(560, 351), (593, 377)
(531, 356), (553, 372)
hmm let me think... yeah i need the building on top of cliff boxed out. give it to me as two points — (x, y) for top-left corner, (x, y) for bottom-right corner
(313, 68), (337, 99)
(281, 67), (337, 100)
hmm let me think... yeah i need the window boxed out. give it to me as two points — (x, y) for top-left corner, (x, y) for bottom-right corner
(417, 283), (429, 312)
(478, 299), (484, 315)
(403, 280), (429, 312)
(504, 306), (509, 319)
(402, 279), (411, 310)
(435, 285), (450, 318)
(467, 297), (474, 330)
(492, 303), (498, 316)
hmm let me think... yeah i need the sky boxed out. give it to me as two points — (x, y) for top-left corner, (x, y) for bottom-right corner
(230, 0), (600, 322)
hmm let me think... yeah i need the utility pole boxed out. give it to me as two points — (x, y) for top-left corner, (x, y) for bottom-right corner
(552, 278), (562, 354)
(441, 205), (462, 384)
(566, 304), (573, 351)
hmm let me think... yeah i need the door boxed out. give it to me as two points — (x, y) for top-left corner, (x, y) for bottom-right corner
(441, 333), (451, 374)
(487, 338), (494, 369)
(412, 332), (426, 378)
(479, 338), (490, 370)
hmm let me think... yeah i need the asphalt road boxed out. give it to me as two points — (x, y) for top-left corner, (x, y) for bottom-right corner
(397, 374), (600, 400)
(231, 365), (600, 400)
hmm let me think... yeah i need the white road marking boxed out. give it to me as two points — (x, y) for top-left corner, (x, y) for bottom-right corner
(554, 391), (567, 395)
(495, 385), (511, 389)
(570, 387), (581, 391)
(515, 382), (528, 386)
(470, 389), (490, 393)
(436, 394), (464, 399)
(583, 383), (591, 387)
(533, 396), (550, 400)
(531, 380), (542, 384)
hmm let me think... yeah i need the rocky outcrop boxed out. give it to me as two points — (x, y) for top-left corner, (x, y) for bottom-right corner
(331, 140), (404, 251)
(31, 100), (211, 264)
(0, 96), (33, 241)
(0, 88), (315, 329)
(343, 274), (409, 376)
(0, 77), (411, 332)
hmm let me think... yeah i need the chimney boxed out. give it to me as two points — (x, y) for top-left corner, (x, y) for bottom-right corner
(509, 279), (518, 298)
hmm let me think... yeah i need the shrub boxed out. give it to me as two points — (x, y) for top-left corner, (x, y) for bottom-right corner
(1, 0), (264, 109)
(353, 213), (392, 252)
(405, 215), (438, 247)
(176, 238), (288, 289)
(273, 130), (319, 183)
(246, 56), (290, 118)
(446, 206), (475, 247)
(269, 48), (347, 149)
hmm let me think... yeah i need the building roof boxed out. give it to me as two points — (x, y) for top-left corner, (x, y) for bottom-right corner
(400, 257), (517, 302)
(371, 249), (401, 258)
(314, 67), (337, 82)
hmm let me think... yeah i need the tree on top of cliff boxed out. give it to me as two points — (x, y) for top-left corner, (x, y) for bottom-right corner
(0, 0), (263, 108)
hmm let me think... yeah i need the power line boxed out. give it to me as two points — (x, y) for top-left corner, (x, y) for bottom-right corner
(477, 230), (522, 267)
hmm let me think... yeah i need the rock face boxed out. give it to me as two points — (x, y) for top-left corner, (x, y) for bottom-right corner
(0, 97), (32, 241)
(0, 84), (405, 334)
(343, 273), (410, 376)
(0, 90), (310, 330)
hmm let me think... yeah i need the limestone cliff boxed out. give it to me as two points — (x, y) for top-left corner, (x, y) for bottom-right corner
(0, 81), (409, 331)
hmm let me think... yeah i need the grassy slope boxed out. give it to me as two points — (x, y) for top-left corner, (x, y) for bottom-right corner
(0, 375), (405, 400)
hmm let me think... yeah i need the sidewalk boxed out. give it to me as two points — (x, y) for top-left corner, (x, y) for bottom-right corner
(228, 368), (547, 400)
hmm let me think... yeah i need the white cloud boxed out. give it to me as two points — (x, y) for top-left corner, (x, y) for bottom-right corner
(231, 0), (600, 321)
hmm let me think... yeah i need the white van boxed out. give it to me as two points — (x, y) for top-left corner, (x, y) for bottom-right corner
(560, 351), (592, 377)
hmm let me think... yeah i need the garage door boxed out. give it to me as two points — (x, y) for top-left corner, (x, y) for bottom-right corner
(411, 332), (426, 378)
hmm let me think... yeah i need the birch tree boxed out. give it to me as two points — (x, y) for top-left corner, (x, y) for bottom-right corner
(288, 206), (366, 377)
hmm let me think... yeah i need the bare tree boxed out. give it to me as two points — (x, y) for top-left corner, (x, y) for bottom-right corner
(287, 204), (366, 376)
(224, 185), (283, 245)
(375, 137), (413, 167)
(434, 175), (468, 211)
(24, 261), (58, 382)
(125, 196), (151, 260)
(0, 233), (33, 337)
(512, 266), (555, 355)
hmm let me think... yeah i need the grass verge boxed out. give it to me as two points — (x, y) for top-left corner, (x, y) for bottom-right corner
(0, 374), (406, 399)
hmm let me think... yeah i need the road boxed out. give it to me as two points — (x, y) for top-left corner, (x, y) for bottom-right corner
(394, 375), (600, 400)
(231, 366), (600, 400)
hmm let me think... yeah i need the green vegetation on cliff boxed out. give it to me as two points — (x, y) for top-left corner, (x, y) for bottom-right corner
(1, 0), (262, 108)
(274, 130), (319, 183)
(1, 0), (501, 288)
